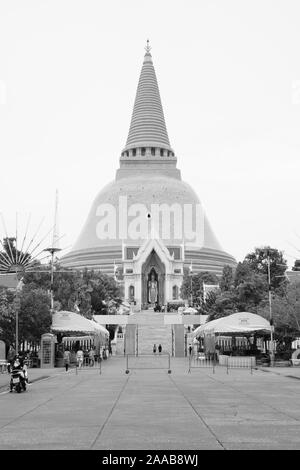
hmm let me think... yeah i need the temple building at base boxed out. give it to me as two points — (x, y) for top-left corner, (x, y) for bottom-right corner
(61, 43), (236, 309)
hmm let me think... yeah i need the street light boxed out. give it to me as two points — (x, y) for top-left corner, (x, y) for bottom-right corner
(189, 261), (193, 306)
(43, 247), (61, 312)
(263, 249), (287, 366)
(14, 274), (23, 354)
(265, 252), (275, 367)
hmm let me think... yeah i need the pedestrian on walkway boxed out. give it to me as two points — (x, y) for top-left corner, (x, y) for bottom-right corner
(99, 347), (104, 361)
(153, 344), (157, 354)
(76, 347), (84, 369)
(7, 345), (15, 373)
(88, 348), (95, 367)
(63, 349), (71, 371)
(158, 344), (162, 355)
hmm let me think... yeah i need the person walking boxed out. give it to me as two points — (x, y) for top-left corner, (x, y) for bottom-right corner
(7, 345), (15, 374)
(158, 344), (162, 355)
(76, 347), (84, 369)
(63, 348), (71, 372)
(153, 344), (157, 355)
(88, 348), (95, 367)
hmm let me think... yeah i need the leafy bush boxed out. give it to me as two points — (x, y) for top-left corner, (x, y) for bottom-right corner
(167, 301), (185, 311)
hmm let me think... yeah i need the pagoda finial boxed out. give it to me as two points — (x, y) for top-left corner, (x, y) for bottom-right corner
(122, 40), (173, 154)
(145, 39), (151, 53)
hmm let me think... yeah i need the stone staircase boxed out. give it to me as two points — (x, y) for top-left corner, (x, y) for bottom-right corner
(130, 309), (173, 355)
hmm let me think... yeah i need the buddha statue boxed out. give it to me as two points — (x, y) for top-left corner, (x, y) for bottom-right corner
(148, 272), (158, 304)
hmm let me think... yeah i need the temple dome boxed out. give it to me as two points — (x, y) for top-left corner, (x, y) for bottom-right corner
(71, 174), (223, 252)
(62, 172), (236, 275)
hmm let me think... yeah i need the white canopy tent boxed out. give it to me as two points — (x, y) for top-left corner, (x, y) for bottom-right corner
(89, 318), (109, 337)
(192, 312), (271, 338)
(52, 311), (97, 334)
(51, 311), (110, 353)
(51, 311), (109, 338)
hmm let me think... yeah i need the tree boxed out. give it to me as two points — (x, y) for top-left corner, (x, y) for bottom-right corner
(198, 289), (219, 316)
(236, 274), (268, 312)
(207, 289), (238, 321)
(206, 265), (268, 320)
(244, 246), (287, 290)
(18, 287), (52, 344)
(0, 288), (17, 346)
(234, 262), (253, 287)
(180, 270), (219, 305)
(258, 281), (300, 349)
(0, 286), (51, 347)
(23, 265), (122, 317)
(74, 270), (122, 317)
(194, 248), (292, 339)
(220, 265), (234, 291)
(292, 260), (300, 272)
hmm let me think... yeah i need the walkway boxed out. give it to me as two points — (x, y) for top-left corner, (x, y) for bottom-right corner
(0, 358), (300, 449)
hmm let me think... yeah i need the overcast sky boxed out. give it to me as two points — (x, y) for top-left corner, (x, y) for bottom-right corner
(0, 0), (299, 268)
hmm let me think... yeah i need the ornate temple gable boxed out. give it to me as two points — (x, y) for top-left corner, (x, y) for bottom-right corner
(133, 237), (173, 274)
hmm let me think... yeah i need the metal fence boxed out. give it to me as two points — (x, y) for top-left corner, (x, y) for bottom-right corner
(75, 357), (102, 375)
(188, 353), (256, 374)
(188, 353), (216, 373)
(125, 354), (172, 374)
(224, 355), (255, 374)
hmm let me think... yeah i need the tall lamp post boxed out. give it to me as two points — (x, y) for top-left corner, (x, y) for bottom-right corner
(15, 278), (23, 354)
(264, 250), (287, 366)
(189, 261), (193, 306)
(265, 252), (275, 367)
(14, 265), (24, 354)
(44, 190), (62, 312)
(43, 247), (61, 312)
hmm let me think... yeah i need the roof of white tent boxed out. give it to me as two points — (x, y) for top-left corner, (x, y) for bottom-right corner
(51, 311), (101, 335)
(90, 318), (109, 337)
(193, 312), (271, 337)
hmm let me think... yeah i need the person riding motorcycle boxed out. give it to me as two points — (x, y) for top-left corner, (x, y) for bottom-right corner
(22, 354), (29, 383)
(10, 354), (28, 392)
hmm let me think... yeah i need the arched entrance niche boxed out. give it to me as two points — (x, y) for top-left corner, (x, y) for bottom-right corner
(172, 285), (179, 300)
(141, 249), (165, 307)
(128, 285), (135, 302)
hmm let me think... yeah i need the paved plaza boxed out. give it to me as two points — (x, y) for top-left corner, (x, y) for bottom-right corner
(0, 358), (300, 450)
